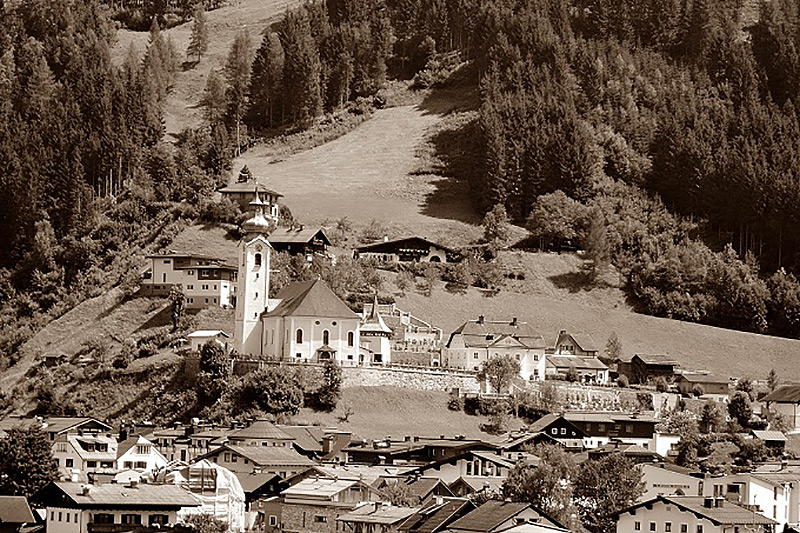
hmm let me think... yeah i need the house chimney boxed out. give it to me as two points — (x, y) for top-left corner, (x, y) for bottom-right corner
(559, 329), (566, 335)
(82, 485), (91, 496)
(384, 236), (389, 242)
(704, 497), (714, 508)
(477, 316), (484, 325)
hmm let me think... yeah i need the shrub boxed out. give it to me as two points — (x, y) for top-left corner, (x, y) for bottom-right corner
(691, 384), (705, 397)
(617, 375), (629, 388)
(654, 376), (670, 392)
(448, 395), (464, 411)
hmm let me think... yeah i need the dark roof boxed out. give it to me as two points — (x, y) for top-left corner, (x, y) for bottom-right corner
(235, 472), (281, 494)
(677, 372), (729, 385)
(555, 332), (598, 353)
(0, 496), (36, 523)
(46, 482), (200, 508)
(229, 420), (295, 441)
(357, 237), (457, 255)
(269, 227), (331, 245)
(612, 496), (776, 526)
(218, 181), (283, 197)
(446, 501), (536, 532)
(527, 414), (563, 433)
(400, 499), (475, 533)
(43, 417), (111, 434)
(203, 445), (314, 467)
(763, 385), (800, 403)
(751, 430), (787, 442)
(278, 426), (325, 453)
(633, 354), (679, 365)
(262, 279), (358, 319)
(447, 320), (546, 350)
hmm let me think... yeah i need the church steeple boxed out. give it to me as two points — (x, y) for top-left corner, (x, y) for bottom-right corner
(241, 188), (272, 236)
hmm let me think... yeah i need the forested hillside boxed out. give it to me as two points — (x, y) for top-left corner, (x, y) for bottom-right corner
(2, 0), (800, 380)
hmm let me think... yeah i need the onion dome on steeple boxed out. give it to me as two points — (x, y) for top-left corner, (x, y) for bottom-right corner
(241, 188), (272, 235)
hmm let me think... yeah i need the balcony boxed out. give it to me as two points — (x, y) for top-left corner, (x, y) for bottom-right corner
(88, 524), (192, 533)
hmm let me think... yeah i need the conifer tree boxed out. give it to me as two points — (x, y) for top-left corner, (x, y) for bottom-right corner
(248, 32), (285, 128)
(224, 30), (254, 155)
(186, 5), (209, 63)
(280, 10), (322, 127)
(203, 69), (227, 125)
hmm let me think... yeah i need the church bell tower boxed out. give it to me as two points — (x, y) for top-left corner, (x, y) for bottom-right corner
(234, 191), (273, 356)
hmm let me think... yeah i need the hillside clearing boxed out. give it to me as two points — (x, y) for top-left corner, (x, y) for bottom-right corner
(112, 0), (301, 138)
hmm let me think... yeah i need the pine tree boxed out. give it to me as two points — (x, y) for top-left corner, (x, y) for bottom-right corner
(583, 209), (611, 280)
(280, 11), (322, 127)
(186, 5), (209, 63)
(224, 30), (254, 155)
(248, 32), (285, 129)
(203, 69), (227, 125)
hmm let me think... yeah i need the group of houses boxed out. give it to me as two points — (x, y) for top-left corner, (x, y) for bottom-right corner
(2, 412), (793, 533)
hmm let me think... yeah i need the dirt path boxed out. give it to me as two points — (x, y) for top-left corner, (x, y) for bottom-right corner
(112, 0), (300, 138)
(233, 103), (482, 243)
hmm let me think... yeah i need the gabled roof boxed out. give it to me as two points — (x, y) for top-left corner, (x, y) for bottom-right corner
(262, 279), (358, 319)
(378, 477), (452, 500)
(751, 430), (787, 442)
(546, 355), (607, 371)
(44, 417), (112, 435)
(612, 495), (777, 526)
(338, 503), (420, 525)
(67, 434), (117, 461)
(357, 237), (457, 255)
(526, 414), (564, 434)
(229, 420), (295, 441)
(362, 295), (392, 334)
(283, 478), (377, 500)
(116, 435), (158, 460)
(187, 330), (230, 339)
(199, 444), (314, 467)
(555, 331), (598, 353)
(633, 354), (679, 365)
(269, 226), (331, 245)
(235, 472), (282, 494)
(278, 426), (325, 453)
(563, 411), (658, 424)
(0, 496), (36, 523)
(310, 464), (418, 486)
(218, 180), (283, 197)
(448, 477), (504, 494)
(401, 499), (475, 533)
(676, 372), (728, 384)
(43, 482), (201, 508)
(447, 320), (546, 350)
(763, 385), (800, 403)
(446, 501), (559, 532)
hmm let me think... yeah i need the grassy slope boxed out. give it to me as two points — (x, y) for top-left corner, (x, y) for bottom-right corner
(111, 0), (301, 139)
(295, 386), (523, 440)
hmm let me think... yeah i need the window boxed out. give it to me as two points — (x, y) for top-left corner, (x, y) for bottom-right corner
(681, 526), (687, 533)
(224, 453), (230, 462)
(121, 514), (142, 525)
(255, 253), (262, 267)
(101, 461), (113, 468)
(66, 458), (73, 468)
(232, 454), (238, 463)
(348, 332), (354, 347)
(634, 523), (640, 531)
(134, 461), (147, 469)
(473, 352), (479, 359)
(560, 428), (566, 435)
(136, 445), (150, 455)
(66, 513), (70, 523)
(314, 516), (327, 523)
(296, 329), (303, 344)
(188, 270), (194, 275)
(149, 515), (169, 526)
(187, 285), (193, 290)
(649, 522), (655, 531)
(94, 514), (114, 525)
(87, 460), (97, 468)
(696, 527), (703, 533)
(626, 424), (634, 433)
(59, 513), (62, 522)
(75, 513), (78, 523)
(323, 330), (330, 345)
(665, 523), (672, 532)
(50, 512), (54, 521)
(269, 516), (278, 527)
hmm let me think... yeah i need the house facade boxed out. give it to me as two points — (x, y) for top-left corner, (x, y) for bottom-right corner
(281, 479), (384, 533)
(188, 330), (231, 353)
(116, 435), (168, 474)
(355, 237), (462, 264)
(141, 253), (236, 308)
(268, 226), (331, 257)
(763, 385), (800, 432)
(199, 444), (314, 479)
(218, 180), (282, 221)
(629, 354), (679, 384)
(551, 331), (599, 357)
(444, 317), (546, 383)
(544, 355), (609, 385)
(675, 373), (729, 397)
(54, 434), (118, 480)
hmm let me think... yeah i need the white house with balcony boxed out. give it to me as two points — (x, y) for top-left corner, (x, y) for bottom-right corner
(116, 435), (168, 474)
(141, 253), (237, 308)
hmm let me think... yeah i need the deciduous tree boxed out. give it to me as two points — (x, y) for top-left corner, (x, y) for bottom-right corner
(477, 354), (520, 394)
(0, 426), (58, 497)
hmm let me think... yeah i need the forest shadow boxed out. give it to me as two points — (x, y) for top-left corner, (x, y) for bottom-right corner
(134, 305), (172, 332)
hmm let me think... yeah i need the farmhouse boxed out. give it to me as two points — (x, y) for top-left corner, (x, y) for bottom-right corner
(218, 180), (282, 221)
(35, 481), (201, 533)
(562, 412), (659, 450)
(674, 372), (729, 397)
(629, 354), (680, 384)
(141, 252), (236, 308)
(544, 355), (609, 385)
(197, 444), (314, 478)
(763, 385), (800, 432)
(355, 237), (462, 263)
(268, 226), (331, 257)
(612, 495), (777, 533)
(550, 331), (599, 357)
(444, 317), (547, 384)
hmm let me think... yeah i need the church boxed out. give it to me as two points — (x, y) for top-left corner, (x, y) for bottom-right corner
(233, 193), (384, 365)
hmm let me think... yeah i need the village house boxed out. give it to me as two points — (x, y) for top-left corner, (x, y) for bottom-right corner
(34, 481), (201, 533)
(550, 331), (599, 357)
(638, 463), (705, 501)
(675, 372), (730, 398)
(140, 253), (237, 308)
(402, 450), (521, 485)
(613, 495), (777, 533)
(338, 503), (420, 533)
(343, 436), (492, 466)
(703, 471), (798, 530)
(218, 180), (282, 221)
(53, 433), (118, 481)
(116, 435), (168, 474)
(443, 317), (547, 384)
(355, 237), (462, 264)
(0, 496), (36, 533)
(517, 414), (586, 451)
(281, 478), (385, 533)
(375, 477), (453, 507)
(628, 354), (680, 384)
(561, 412), (677, 454)
(763, 385), (800, 432)
(268, 226), (331, 257)
(197, 444), (315, 479)
(750, 430), (787, 451)
(544, 355), (609, 385)
(227, 420), (296, 448)
(586, 441), (662, 463)
(443, 500), (568, 533)
(187, 330), (230, 353)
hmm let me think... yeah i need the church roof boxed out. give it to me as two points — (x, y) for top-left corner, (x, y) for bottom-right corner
(263, 279), (359, 319)
(361, 296), (392, 334)
(218, 180), (283, 197)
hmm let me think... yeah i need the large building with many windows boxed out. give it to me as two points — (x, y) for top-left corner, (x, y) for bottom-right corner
(141, 253), (236, 308)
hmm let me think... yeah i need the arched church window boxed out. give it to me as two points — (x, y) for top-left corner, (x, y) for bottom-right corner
(254, 253), (262, 267)
(323, 330), (330, 345)
(348, 332), (354, 347)
(296, 329), (303, 344)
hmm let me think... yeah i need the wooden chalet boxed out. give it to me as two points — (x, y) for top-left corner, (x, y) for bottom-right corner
(355, 237), (462, 264)
(268, 226), (331, 256)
